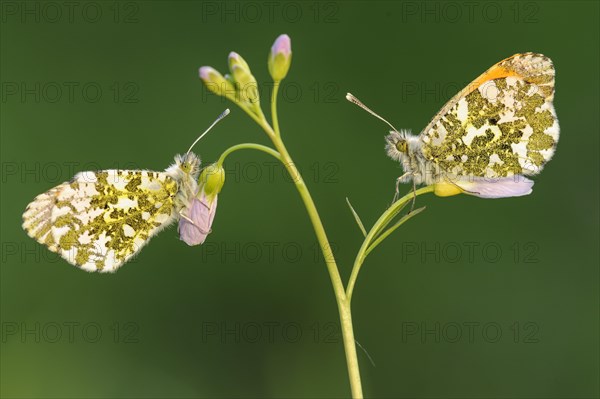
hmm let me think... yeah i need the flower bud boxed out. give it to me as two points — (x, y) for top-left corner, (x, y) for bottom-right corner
(178, 163), (225, 246)
(228, 52), (259, 105)
(199, 66), (235, 98)
(178, 193), (218, 246)
(228, 51), (250, 73)
(268, 34), (292, 82)
(433, 181), (463, 197)
(198, 163), (226, 201)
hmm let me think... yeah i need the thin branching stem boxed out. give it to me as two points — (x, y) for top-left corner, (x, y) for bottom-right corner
(225, 80), (363, 398)
(210, 51), (434, 399)
(346, 186), (434, 303)
(217, 143), (281, 167)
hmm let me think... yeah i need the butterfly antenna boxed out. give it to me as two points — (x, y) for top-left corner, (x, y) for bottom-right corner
(346, 93), (400, 132)
(187, 108), (231, 154)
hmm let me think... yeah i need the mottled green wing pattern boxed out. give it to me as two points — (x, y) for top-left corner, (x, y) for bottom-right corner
(420, 53), (559, 178)
(23, 170), (179, 272)
(22, 182), (70, 252)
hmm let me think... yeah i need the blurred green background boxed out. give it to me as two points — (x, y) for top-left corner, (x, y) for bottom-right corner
(1, 1), (598, 398)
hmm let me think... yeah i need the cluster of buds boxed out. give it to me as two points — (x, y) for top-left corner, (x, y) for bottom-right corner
(199, 34), (292, 116)
(189, 34), (292, 246)
(199, 52), (260, 115)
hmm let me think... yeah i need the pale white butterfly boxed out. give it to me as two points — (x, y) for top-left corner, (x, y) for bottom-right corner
(22, 109), (230, 272)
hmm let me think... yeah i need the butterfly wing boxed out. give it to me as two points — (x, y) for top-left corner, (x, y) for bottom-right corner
(22, 170), (179, 272)
(22, 182), (70, 252)
(420, 53), (559, 183)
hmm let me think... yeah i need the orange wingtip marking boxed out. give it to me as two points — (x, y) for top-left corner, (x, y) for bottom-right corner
(466, 65), (521, 95)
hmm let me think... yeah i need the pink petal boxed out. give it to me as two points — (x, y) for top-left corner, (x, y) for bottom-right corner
(178, 193), (218, 246)
(199, 66), (218, 81)
(271, 34), (291, 56)
(453, 176), (534, 199)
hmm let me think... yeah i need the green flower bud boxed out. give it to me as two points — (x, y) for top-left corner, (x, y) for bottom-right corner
(198, 163), (226, 202)
(228, 51), (250, 73)
(228, 52), (260, 106)
(268, 34), (292, 82)
(199, 66), (235, 98)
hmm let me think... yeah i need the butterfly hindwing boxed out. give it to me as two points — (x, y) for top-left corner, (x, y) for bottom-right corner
(22, 182), (70, 252)
(23, 170), (179, 272)
(420, 53), (559, 180)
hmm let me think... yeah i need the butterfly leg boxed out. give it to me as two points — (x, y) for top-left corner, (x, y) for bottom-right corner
(409, 178), (417, 213)
(178, 210), (210, 234)
(393, 172), (412, 203)
(192, 200), (213, 233)
(179, 212), (194, 224)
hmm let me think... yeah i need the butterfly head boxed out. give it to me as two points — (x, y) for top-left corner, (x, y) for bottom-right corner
(171, 153), (201, 178)
(385, 130), (412, 161)
(167, 152), (200, 180)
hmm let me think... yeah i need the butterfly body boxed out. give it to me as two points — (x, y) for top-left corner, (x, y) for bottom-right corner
(385, 130), (434, 185)
(383, 53), (559, 198)
(167, 152), (201, 216)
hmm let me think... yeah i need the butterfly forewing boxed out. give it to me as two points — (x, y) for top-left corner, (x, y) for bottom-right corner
(420, 53), (559, 179)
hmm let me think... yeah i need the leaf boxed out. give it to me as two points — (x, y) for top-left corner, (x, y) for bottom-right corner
(365, 206), (426, 256)
(371, 199), (410, 240)
(355, 339), (376, 368)
(346, 197), (367, 237)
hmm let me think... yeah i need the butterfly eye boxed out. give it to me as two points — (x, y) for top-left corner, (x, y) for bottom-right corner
(396, 141), (408, 153)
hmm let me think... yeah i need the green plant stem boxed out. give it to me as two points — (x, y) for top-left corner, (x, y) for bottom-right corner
(216, 134), (431, 398)
(231, 100), (274, 139)
(365, 206), (426, 257)
(231, 82), (363, 399)
(230, 80), (363, 398)
(270, 135), (363, 399)
(217, 143), (282, 167)
(271, 81), (281, 137)
(346, 186), (435, 303)
(268, 83), (362, 398)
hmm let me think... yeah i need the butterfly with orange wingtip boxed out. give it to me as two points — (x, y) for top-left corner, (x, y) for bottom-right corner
(348, 53), (559, 198)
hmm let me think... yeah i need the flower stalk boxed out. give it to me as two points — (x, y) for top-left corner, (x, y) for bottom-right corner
(203, 34), (431, 399)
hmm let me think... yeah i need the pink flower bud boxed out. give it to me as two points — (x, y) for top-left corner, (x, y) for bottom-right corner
(178, 192), (218, 246)
(268, 34), (292, 81)
(228, 52), (250, 72)
(199, 66), (234, 97)
(271, 34), (291, 57)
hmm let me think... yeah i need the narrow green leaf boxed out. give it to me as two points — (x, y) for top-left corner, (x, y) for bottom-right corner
(372, 199), (410, 240)
(346, 197), (367, 237)
(366, 206), (426, 256)
(355, 339), (376, 368)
